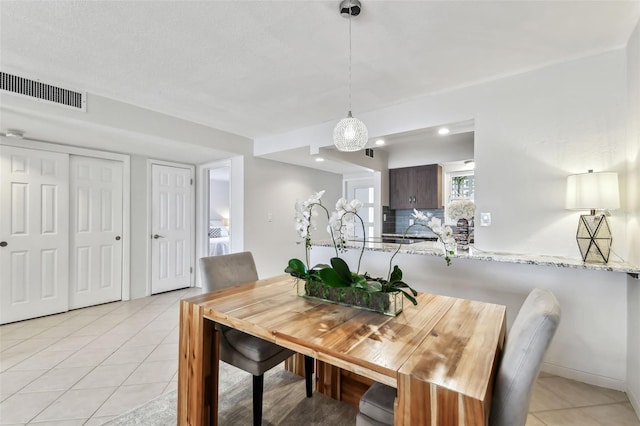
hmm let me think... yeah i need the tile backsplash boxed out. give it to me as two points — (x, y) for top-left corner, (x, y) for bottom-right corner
(383, 208), (445, 235)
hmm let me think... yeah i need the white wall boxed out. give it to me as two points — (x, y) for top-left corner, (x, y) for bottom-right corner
(256, 50), (629, 261)
(0, 93), (254, 300)
(243, 156), (343, 278)
(209, 179), (230, 221)
(387, 131), (474, 169)
(626, 18), (640, 417)
(0, 93), (253, 162)
(129, 155), (149, 299)
(310, 245), (629, 390)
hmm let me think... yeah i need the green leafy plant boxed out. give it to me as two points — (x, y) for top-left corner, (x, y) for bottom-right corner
(285, 191), (455, 307)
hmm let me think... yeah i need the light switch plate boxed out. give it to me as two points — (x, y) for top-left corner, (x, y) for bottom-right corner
(480, 212), (492, 227)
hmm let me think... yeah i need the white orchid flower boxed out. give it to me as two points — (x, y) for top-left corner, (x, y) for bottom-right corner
(427, 216), (441, 227)
(314, 190), (325, 200)
(348, 199), (363, 212)
(427, 217), (442, 234)
(448, 199), (475, 220)
(342, 221), (356, 238)
(412, 209), (428, 222)
(335, 198), (348, 212)
(328, 211), (342, 230)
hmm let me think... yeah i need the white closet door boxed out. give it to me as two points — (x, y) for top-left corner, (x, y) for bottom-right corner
(0, 145), (69, 324)
(151, 164), (192, 294)
(69, 156), (123, 309)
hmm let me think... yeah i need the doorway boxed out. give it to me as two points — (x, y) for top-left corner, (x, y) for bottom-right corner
(206, 165), (231, 256)
(149, 161), (194, 294)
(345, 178), (376, 240)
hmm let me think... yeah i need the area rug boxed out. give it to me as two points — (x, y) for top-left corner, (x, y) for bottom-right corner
(104, 363), (357, 426)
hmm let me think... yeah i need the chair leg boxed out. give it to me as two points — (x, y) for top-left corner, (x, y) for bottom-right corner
(253, 374), (264, 426)
(304, 355), (314, 398)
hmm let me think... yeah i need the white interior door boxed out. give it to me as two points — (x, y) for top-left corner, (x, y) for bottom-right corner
(0, 145), (69, 324)
(69, 155), (123, 309)
(346, 179), (375, 240)
(151, 163), (193, 294)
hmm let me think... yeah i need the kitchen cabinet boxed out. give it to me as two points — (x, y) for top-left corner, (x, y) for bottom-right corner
(389, 164), (442, 210)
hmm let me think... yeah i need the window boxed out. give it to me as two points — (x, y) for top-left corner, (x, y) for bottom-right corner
(443, 167), (475, 225)
(451, 174), (475, 199)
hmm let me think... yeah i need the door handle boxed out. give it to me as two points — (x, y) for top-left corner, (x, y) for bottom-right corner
(152, 234), (165, 239)
(115, 236), (121, 241)
(0, 241), (7, 247)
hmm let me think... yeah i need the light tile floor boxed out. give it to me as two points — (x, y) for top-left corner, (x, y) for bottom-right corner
(1, 288), (638, 425)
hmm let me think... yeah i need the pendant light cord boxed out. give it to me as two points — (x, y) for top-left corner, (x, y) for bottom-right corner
(348, 4), (352, 113)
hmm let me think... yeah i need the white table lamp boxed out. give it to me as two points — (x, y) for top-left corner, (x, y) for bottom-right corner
(566, 170), (619, 263)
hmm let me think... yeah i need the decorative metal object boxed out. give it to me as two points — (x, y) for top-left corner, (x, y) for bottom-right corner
(566, 170), (619, 264)
(455, 218), (470, 250)
(576, 214), (612, 263)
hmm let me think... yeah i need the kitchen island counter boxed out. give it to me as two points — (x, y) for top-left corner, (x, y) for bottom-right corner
(311, 240), (640, 275)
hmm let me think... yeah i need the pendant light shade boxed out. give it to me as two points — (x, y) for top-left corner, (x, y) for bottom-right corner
(333, 0), (368, 152)
(334, 111), (368, 152)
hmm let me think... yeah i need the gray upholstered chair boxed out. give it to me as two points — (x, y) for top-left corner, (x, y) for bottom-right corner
(199, 252), (314, 426)
(355, 288), (561, 426)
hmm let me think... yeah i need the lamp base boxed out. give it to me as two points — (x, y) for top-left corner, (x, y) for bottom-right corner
(576, 214), (612, 263)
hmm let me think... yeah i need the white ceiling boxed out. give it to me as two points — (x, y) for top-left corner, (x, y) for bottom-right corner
(1, 0), (639, 147)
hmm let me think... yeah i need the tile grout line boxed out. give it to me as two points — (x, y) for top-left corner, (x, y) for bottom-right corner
(1, 297), (155, 424)
(530, 400), (635, 414)
(19, 306), (132, 425)
(80, 297), (181, 425)
(4, 301), (137, 397)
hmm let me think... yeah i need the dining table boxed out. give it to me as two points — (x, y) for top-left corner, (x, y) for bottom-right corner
(177, 274), (507, 426)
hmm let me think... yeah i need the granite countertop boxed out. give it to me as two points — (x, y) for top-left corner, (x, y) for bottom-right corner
(381, 233), (437, 239)
(310, 240), (640, 275)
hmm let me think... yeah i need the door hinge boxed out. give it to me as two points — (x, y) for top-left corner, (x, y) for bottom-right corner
(190, 267), (193, 274)
(190, 178), (193, 185)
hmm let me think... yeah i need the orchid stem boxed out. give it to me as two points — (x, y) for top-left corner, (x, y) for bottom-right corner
(305, 203), (338, 269)
(387, 223), (421, 281)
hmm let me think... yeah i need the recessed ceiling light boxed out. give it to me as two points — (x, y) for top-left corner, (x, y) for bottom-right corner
(315, 157), (325, 162)
(375, 139), (385, 146)
(438, 127), (450, 135)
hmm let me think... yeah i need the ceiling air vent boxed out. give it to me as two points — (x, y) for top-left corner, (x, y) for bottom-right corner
(0, 71), (86, 111)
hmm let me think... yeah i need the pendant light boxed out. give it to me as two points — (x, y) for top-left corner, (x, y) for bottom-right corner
(333, 0), (368, 152)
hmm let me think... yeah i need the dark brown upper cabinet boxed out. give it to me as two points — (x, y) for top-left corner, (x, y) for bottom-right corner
(389, 164), (442, 210)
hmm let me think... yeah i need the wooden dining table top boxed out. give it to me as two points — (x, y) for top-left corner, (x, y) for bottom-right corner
(181, 274), (507, 402)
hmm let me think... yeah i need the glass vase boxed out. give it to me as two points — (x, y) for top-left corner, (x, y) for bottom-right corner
(297, 280), (403, 316)
(455, 218), (470, 250)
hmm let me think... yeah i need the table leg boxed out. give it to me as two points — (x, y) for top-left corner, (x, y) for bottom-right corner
(178, 300), (219, 426)
(395, 372), (489, 426)
(206, 326), (220, 426)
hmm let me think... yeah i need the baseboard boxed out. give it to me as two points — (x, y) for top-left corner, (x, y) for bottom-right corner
(628, 386), (640, 421)
(541, 362), (626, 391)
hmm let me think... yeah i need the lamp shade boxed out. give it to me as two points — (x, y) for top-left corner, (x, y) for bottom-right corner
(566, 171), (620, 210)
(333, 111), (368, 152)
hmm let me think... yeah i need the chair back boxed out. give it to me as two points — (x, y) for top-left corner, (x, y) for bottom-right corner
(199, 252), (259, 292)
(490, 288), (561, 426)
